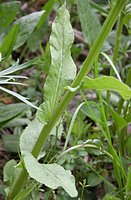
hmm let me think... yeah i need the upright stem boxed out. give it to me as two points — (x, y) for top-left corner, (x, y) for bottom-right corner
(32, 0), (126, 158)
(106, 11), (124, 103)
(113, 12), (124, 67)
(8, 1), (126, 199)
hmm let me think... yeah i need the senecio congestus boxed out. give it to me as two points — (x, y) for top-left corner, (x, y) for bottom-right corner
(7, 0), (127, 199)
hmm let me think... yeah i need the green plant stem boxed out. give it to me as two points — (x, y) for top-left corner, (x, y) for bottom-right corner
(89, 0), (108, 15)
(113, 12), (124, 66)
(7, 1), (126, 199)
(107, 11), (124, 103)
(80, 186), (85, 200)
(99, 93), (124, 199)
(63, 102), (85, 151)
(32, 0), (126, 158)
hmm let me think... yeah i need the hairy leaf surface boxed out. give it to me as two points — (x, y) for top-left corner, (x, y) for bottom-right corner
(20, 119), (43, 156)
(37, 4), (76, 123)
(24, 153), (78, 197)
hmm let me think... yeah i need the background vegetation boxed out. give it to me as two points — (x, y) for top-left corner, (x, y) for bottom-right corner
(0, 0), (131, 199)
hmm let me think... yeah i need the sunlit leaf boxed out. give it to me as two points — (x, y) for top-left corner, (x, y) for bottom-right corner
(24, 153), (78, 197)
(37, 4), (76, 123)
(20, 119), (43, 156)
(82, 76), (131, 100)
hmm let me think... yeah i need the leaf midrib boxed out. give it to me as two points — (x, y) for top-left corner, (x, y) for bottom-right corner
(52, 18), (65, 110)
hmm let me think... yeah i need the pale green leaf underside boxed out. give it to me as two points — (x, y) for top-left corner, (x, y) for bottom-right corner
(82, 76), (131, 100)
(20, 118), (62, 156)
(20, 119), (43, 156)
(37, 4), (76, 123)
(24, 153), (78, 197)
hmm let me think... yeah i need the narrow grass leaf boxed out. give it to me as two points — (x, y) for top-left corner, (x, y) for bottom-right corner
(101, 52), (122, 81)
(126, 166), (131, 198)
(24, 153), (78, 197)
(37, 4), (76, 123)
(82, 76), (131, 100)
(38, 0), (55, 28)
(0, 58), (38, 76)
(63, 102), (85, 151)
(0, 24), (19, 59)
(13, 182), (38, 200)
(0, 86), (40, 110)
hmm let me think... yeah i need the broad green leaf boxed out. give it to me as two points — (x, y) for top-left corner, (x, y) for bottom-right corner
(126, 166), (131, 197)
(20, 119), (43, 156)
(37, 4), (76, 123)
(3, 118), (30, 128)
(82, 76), (131, 100)
(27, 0), (55, 52)
(0, 24), (19, 59)
(0, 103), (29, 127)
(0, 1), (20, 35)
(3, 159), (21, 196)
(14, 11), (45, 49)
(87, 172), (102, 187)
(24, 153), (78, 197)
(27, 21), (48, 52)
(104, 102), (127, 130)
(81, 101), (101, 122)
(0, 58), (39, 76)
(76, 0), (101, 47)
(3, 160), (17, 182)
(3, 135), (20, 153)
